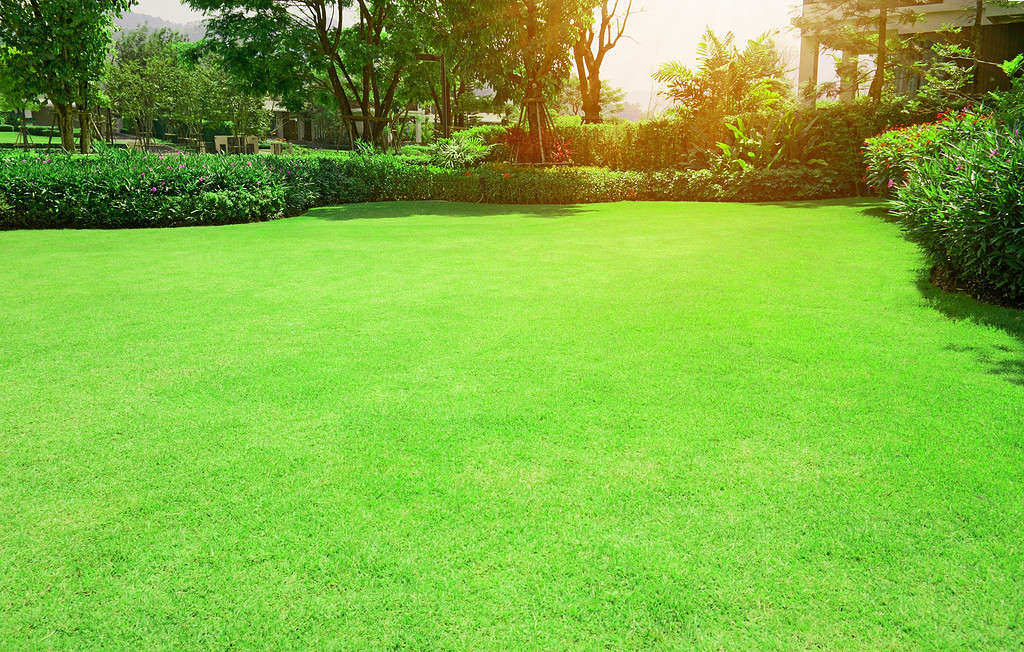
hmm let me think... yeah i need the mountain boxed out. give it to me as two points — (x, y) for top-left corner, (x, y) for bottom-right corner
(115, 12), (206, 41)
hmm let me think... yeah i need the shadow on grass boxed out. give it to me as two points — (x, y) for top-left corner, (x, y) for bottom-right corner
(749, 197), (887, 211)
(916, 273), (1024, 387)
(307, 201), (587, 222)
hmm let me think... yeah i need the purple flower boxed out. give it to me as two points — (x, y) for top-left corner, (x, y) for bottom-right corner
(150, 187), (157, 192)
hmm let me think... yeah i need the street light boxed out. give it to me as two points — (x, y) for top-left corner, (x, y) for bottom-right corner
(416, 52), (450, 139)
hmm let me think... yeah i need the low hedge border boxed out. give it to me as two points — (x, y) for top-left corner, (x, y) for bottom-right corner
(0, 150), (848, 230)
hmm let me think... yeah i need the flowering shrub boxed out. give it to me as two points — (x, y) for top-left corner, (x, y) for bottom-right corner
(890, 117), (1024, 306)
(864, 109), (991, 195)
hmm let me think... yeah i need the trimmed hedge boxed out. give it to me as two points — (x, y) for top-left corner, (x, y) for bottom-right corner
(466, 100), (940, 193)
(0, 150), (849, 230)
(549, 119), (697, 171)
(0, 151), (288, 228)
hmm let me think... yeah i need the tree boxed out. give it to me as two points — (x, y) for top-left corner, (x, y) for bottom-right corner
(554, 78), (625, 118)
(473, 0), (592, 160)
(654, 29), (789, 118)
(115, 25), (186, 65)
(0, 0), (135, 152)
(653, 29), (791, 151)
(169, 57), (228, 144)
(406, 0), (514, 136)
(0, 45), (41, 149)
(188, 0), (431, 147)
(105, 48), (177, 148)
(895, 0), (1020, 105)
(572, 0), (632, 124)
(105, 26), (187, 148)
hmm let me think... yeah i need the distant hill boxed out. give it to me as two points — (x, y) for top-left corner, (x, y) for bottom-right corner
(115, 12), (206, 41)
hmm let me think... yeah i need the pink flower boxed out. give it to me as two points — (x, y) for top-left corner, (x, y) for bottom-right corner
(887, 179), (896, 189)
(989, 148), (998, 158)
(150, 187), (157, 192)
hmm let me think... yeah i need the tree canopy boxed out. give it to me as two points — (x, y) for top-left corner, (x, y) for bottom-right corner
(0, 0), (135, 151)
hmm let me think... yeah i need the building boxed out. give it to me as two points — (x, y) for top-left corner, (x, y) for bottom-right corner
(797, 0), (1024, 102)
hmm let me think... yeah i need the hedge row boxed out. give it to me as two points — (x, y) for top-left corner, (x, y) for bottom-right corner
(464, 99), (940, 193)
(463, 120), (697, 171)
(0, 150), (848, 229)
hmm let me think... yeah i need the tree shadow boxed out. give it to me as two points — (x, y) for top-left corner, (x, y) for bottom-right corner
(749, 197), (888, 211)
(916, 273), (1024, 387)
(308, 201), (587, 222)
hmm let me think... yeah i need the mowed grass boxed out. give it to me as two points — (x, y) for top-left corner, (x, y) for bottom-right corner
(1, 200), (1023, 648)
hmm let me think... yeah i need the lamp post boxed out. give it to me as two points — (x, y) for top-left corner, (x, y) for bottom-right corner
(416, 52), (450, 139)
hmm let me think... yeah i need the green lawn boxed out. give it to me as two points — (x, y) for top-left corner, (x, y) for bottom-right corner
(0, 130), (43, 144)
(1, 200), (1022, 648)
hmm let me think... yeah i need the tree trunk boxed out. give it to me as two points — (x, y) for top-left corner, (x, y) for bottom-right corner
(582, 74), (602, 124)
(326, 62), (357, 149)
(868, 6), (888, 101)
(573, 46), (588, 117)
(17, 105), (29, 151)
(78, 105), (92, 155)
(53, 102), (76, 151)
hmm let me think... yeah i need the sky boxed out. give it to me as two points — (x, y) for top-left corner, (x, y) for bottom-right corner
(132, 0), (807, 107)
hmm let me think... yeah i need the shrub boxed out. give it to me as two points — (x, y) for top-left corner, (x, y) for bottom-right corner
(0, 192), (12, 223)
(428, 132), (491, 169)
(0, 124), (14, 133)
(766, 98), (940, 196)
(25, 125), (66, 137)
(863, 109), (991, 195)
(890, 115), (1024, 306)
(0, 150), (288, 228)
(397, 144), (432, 166)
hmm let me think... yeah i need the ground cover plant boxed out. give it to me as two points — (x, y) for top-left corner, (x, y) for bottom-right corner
(1, 200), (1022, 648)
